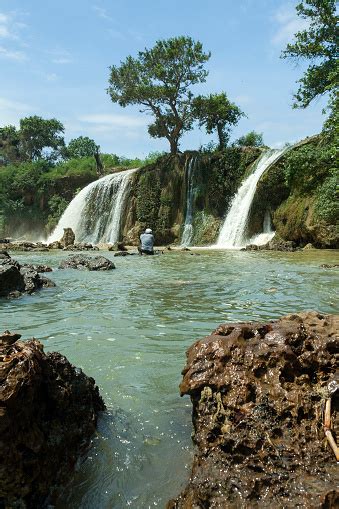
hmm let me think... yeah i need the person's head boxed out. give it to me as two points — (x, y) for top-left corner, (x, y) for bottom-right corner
(145, 228), (152, 234)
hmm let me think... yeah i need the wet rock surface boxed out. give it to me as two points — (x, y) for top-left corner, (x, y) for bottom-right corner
(244, 237), (299, 252)
(0, 255), (55, 298)
(168, 311), (339, 509)
(59, 254), (115, 270)
(0, 331), (105, 508)
(59, 227), (75, 247)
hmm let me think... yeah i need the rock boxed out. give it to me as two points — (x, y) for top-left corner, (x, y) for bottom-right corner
(59, 227), (75, 247)
(320, 264), (339, 269)
(168, 311), (339, 509)
(303, 243), (316, 250)
(48, 240), (62, 249)
(59, 254), (115, 271)
(113, 251), (131, 257)
(63, 242), (99, 251)
(244, 237), (299, 252)
(0, 333), (105, 508)
(0, 250), (10, 259)
(0, 256), (55, 298)
(22, 263), (53, 273)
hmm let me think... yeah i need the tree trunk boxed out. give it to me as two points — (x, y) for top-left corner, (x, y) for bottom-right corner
(94, 150), (103, 176)
(169, 137), (179, 154)
(217, 124), (225, 150)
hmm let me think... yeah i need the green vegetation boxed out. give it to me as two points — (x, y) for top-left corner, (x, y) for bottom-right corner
(0, 116), (65, 164)
(282, 0), (338, 135)
(108, 36), (211, 154)
(192, 93), (244, 149)
(235, 131), (264, 147)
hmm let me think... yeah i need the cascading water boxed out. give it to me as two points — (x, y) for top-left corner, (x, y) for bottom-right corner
(249, 210), (275, 246)
(181, 156), (197, 247)
(48, 168), (137, 244)
(215, 149), (286, 248)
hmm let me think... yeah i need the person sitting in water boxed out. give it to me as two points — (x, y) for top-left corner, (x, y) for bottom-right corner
(139, 228), (154, 255)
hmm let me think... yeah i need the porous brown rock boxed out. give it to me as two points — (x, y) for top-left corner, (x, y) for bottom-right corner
(168, 311), (339, 509)
(0, 332), (105, 508)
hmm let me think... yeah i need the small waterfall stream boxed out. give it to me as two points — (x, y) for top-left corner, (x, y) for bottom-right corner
(249, 210), (275, 246)
(215, 149), (286, 248)
(48, 168), (137, 244)
(181, 156), (197, 247)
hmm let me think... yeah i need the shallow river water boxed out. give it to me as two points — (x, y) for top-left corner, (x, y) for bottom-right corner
(1, 249), (338, 508)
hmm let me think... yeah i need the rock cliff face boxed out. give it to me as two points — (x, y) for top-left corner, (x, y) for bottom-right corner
(168, 311), (339, 508)
(249, 137), (338, 248)
(0, 331), (105, 508)
(122, 148), (260, 245)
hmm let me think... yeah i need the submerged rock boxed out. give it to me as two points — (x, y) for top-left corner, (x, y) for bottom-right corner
(0, 255), (55, 298)
(168, 311), (339, 508)
(59, 254), (115, 270)
(0, 331), (105, 508)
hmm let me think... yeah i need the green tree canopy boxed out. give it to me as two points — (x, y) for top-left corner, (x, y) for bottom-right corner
(0, 125), (21, 165)
(235, 131), (264, 147)
(281, 0), (338, 116)
(192, 93), (244, 149)
(67, 136), (99, 158)
(107, 36), (211, 154)
(19, 116), (65, 161)
(66, 135), (103, 175)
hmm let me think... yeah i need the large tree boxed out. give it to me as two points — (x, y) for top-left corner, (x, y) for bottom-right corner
(281, 0), (338, 114)
(0, 125), (21, 165)
(67, 136), (103, 175)
(192, 93), (244, 149)
(19, 116), (65, 161)
(107, 36), (210, 154)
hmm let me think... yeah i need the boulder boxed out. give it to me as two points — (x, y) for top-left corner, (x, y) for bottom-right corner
(168, 311), (339, 508)
(59, 227), (75, 247)
(0, 256), (55, 298)
(59, 254), (115, 271)
(48, 240), (62, 249)
(0, 332), (105, 508)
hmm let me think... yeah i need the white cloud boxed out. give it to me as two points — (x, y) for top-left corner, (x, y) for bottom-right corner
(272, 4), (309, 46)
(0, 96), (34, 125)
(0, 45), (26, 60)
(52, 57), (72, 64)
(45, 73), (58, 81)
(79, 113), (147, 128)
(93, 5), (112, 21)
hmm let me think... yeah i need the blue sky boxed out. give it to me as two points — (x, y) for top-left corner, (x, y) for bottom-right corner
(0, 0), (328, 157)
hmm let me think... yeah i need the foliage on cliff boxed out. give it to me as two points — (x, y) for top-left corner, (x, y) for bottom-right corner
(249, 136), (338, 247)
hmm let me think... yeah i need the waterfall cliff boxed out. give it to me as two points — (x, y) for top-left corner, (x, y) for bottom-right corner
(215, 149), (286, 248)
(48, 168), (137, 244)
(181, 157), (197, 247)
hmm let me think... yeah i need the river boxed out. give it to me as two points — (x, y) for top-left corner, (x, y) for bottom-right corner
(1, 249), (338, 508)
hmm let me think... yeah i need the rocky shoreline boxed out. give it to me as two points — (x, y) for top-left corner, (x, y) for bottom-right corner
(0, 331), (105, 508)
(168, 311), (338, 508)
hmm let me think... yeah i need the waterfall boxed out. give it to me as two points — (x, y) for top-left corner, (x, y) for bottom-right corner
(215, 149), (286, 248)
(48, 168), (137, 244)
(181, 156), (197, 247)
(249, 210), (275, 246)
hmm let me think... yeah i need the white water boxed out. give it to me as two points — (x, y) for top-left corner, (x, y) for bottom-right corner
(249, 210), (275, 246)
(48, 168), (137, 244)
(181, 157), (197, 247)
(215, 149), (286, 248)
